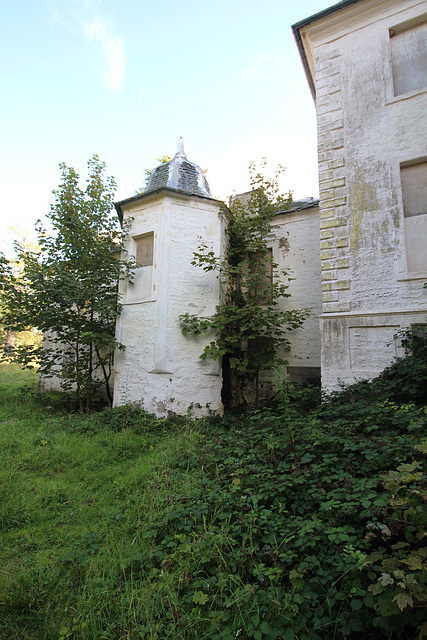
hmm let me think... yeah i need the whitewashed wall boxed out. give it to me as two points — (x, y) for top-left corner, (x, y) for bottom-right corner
(38, 331), (65, 393)
(113, 190), (224, 416)
(299, 0), (427, 389)
(272, 205), (322, 382)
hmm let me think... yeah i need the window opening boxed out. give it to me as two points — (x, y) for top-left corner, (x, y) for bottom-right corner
(249, 248), (273, 303)
(401, 162), (427, 218)
(390, 20), (427, 96)
(401, 161), (427, 272)
(135, 233), (154, 267)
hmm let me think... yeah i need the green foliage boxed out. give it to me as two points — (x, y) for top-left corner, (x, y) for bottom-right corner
(143, 399), (424, 639)
(1, 348), (426, 639)
(0, 156), (134, 410)
(0, 328), (42, 366)
(0, 233), (42, 364)
(365, 448), (427, 636)
(320, 328), (427, 411)
(377, 328), (427, 404)
(180, 160), (308, 408)
(92, 403), (174, 434)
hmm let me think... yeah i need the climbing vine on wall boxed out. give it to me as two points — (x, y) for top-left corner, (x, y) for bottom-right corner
(180, 160), (309, 408)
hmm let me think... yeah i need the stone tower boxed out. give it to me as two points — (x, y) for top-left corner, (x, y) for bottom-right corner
(113, 140), (225, 416)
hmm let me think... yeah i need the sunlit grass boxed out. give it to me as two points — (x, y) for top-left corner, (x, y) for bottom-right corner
(0, 363), (204, 639)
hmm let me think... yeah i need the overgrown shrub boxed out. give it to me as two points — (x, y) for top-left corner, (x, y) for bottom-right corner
(319, 328), (427, 412)
(365, 441), (427, 638)
(93, 403), (177, 434)
(128, 395), (426, 639)
(23, 386), (106, 413)
(376, 330), (427, 405)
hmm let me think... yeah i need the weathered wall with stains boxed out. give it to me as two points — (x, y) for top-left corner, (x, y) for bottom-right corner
(113, 190), (224, 416)
(272, 204), (322, 383)
(252, 203), (322, 403)
(299, 0), (427, 388)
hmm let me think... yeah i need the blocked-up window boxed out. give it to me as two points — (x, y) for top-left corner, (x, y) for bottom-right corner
(401, 162), (427, 272)
(135, 233), (154, 267)
(390, 20), (427, 96)
(249, 248), (273, 303)
(401, 162), (427, 218)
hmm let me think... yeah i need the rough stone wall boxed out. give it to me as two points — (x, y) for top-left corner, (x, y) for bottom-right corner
(303, 0), (427, 389)
(113, 191), (224, 417)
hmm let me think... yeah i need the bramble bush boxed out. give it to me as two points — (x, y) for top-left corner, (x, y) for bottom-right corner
(100, 340), (426, 639)
(131, 397), (425, 639)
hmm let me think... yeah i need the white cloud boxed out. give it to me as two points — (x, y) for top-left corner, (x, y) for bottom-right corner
(50, 0), (126, 91)
(83, 17), (125, 91)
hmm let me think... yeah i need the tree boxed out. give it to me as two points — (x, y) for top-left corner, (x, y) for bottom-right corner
(0, 231), (42, 362)
(0, 155), (133, 410)
(180, 160), (309, 409)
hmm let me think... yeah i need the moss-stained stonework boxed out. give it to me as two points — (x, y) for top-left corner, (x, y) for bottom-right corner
(296, 0), (427, 390)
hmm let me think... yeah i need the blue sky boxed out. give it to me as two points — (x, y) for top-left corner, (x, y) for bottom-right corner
(1, 0), (333, 256)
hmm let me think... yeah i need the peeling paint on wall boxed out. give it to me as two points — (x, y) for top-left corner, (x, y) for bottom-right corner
(349, 171), (379, 256)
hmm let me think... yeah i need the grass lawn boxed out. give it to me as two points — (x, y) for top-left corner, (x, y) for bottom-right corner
(0, 364), (202, 640)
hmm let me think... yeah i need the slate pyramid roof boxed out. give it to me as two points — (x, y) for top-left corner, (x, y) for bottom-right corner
(145, 138), (212, 199)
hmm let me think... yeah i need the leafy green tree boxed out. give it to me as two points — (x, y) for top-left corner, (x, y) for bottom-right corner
(0, 155), (133, 410)
(180, 160), (309, 408)
(0, 232), (42, 360)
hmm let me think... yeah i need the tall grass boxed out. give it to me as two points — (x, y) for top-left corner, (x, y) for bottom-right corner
(0, 364), (204, 640)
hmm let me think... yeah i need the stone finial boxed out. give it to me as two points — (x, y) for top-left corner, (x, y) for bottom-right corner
(176, 137), (186, 158)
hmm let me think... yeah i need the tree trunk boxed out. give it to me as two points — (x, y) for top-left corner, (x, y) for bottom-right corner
(5, 331), (16, 348)
(95, 346), (113, 407)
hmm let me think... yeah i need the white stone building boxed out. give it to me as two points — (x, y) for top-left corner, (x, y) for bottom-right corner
(41, 0), (427, 412)
(293, 0), (427, 389)
(113, 141), (321, 415)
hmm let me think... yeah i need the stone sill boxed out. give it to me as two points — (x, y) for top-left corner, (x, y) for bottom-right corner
(385, 86), (427, 106)
(123, 298), (156, 305)
(397, 273), (427, 282)
(320, 307), (427, 319)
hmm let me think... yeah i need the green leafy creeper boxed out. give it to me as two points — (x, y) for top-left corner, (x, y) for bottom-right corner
(180, 160), (309, 408)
